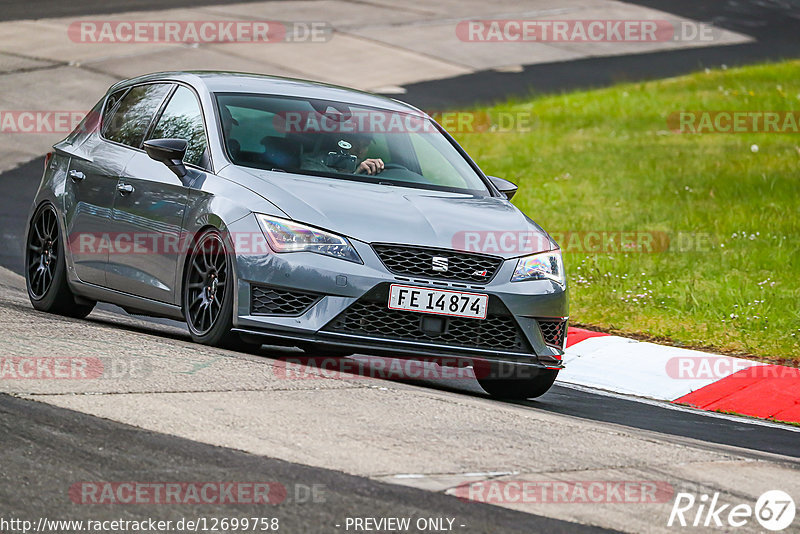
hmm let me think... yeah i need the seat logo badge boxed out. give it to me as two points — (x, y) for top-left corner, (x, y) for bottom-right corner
(432, 256), (449, 272)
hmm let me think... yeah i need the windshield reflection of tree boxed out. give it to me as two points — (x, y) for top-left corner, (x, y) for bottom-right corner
(110, 101), (151, 145)
(153, 115), (206, 166)
(106, 85), (170, 146)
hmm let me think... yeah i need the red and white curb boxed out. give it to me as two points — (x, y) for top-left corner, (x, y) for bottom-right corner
(558, 328), (800, 424)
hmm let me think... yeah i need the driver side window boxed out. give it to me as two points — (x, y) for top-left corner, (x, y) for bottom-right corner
(148, 86), (208, 168)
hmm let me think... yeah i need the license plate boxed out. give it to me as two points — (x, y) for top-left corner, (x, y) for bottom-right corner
(388, 284), (488, 319)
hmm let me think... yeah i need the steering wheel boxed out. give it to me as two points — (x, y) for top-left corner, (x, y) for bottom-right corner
(373, 162), (433, 184)
(382, 163), (410, 171)
(355, 161), (411, 175)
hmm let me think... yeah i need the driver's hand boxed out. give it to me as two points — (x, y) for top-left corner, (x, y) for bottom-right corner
(356, 158), (384, 175)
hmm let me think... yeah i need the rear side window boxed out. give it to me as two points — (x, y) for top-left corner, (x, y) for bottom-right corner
(104, 88), (127, 117)
(103, 83), (172, 148)
(148, 86), (208, 168)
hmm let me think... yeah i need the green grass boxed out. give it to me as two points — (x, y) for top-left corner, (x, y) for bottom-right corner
(454, 60), (800, 362)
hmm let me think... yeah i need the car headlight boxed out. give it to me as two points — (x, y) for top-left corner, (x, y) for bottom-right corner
(511, 250), (565, 284)
(255, 214), (362, 263)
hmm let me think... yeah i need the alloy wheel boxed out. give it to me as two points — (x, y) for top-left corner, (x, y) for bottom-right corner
(185, 232), (228, 336)
(27, 206), (59, 299)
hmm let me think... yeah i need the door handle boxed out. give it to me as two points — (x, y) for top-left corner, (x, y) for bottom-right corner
(117, 183), (135, 195)
(68, 170), (85, 182)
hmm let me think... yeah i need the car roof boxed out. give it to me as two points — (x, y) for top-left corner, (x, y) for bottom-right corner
(109, 71), (424, 115)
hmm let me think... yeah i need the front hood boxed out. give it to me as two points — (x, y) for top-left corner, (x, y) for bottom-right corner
(234, 168), (555, 258)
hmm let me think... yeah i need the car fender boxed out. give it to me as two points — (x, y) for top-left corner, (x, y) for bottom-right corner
(174, 173), (287, 307)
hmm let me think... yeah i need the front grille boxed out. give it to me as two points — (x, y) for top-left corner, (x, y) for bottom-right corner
(538, 318), (567, 348)
(372, 244), (503, 284)
(251, 285), (320, 316)
(322, 285), (529, 352)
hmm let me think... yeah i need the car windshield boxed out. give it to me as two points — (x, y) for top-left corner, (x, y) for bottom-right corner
(215, 93), (490, 195)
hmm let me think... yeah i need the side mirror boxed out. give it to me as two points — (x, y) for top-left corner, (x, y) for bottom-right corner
(143, 138), (188, 178)
(488, 176), (518, 200)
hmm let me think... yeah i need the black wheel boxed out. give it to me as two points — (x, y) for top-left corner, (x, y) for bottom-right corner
(183, 229), (253, 349)
(25, 203), (95, 318)
(477, 368), (559, 399)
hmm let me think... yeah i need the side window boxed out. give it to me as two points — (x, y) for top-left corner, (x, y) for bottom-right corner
(104, 88), (127, 118)
(103, 83), (172, 148)
(149, 86), (208, 168)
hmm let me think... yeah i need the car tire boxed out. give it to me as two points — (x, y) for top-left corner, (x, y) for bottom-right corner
(477, 368), (559, 399)
(25, 203), (95, 318)
(183, 228), (256, 350)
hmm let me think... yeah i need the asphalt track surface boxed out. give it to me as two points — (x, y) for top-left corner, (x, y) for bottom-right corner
(2, 1), (800, 532)
(0, 394), (613, 534)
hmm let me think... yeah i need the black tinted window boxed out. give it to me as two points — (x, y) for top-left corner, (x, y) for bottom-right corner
(148, 86), (207, 168)
(103, 84), (171, 148)
(104, 88), (127, 118)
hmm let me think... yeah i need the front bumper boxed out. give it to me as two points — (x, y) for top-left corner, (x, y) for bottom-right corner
(227, 215), (568, 367)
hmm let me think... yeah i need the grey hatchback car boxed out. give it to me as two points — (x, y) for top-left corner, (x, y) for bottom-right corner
(25, 72), (568, 398)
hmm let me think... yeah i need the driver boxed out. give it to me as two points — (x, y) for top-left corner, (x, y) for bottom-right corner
(351, 135), (384, 175)
(301, 133), (385, 175)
